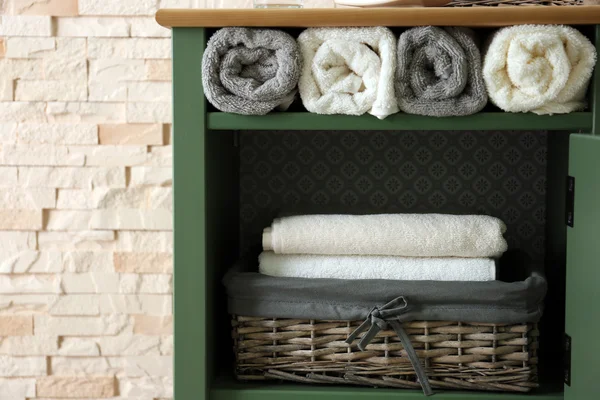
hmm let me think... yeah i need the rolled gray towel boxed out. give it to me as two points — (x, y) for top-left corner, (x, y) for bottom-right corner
(202, 28), (301, 115)
(396, 26), (487, 117)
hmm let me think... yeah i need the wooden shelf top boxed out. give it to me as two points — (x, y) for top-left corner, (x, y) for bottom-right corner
(156, 6), (600, 28)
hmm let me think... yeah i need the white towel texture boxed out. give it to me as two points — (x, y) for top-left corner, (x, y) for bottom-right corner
(263, 214), (507, 258)
(259, 252), (496, 281)
(483, 25), (596, 115)
(297, 27), (399, 119)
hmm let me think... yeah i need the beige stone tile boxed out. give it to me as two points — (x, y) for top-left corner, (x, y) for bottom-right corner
(56, 17), (130, 37)
(0, 79), (13, 101)
(0, 59), (44, 80)
(0, 102), (47, 123)
(133, 315), (172, 335)
(159, 335), (173, 355)
(0, 294), (57, 315)
(62, 251), (115, 273)
(49, 294), (172, 316)
(119, 274), (172, 294)
(0, 316), (33, 335)
(57, 337), (100, 356)
(35, 315), (131, 336)
(4, 0), (78, 16)
(79, 0), (158, 16)
(45, 210), (93, 231)
(145, 60), (172, 81)
(118, 376), (172, 398)
(116, 232), (172, 253)
(89, 59), (146, 83)
(0, 210), (42, 230)
(0, 123), (17, 142)
(0, 251), (62, 273)
(3, 37), (55, 58)
(0, 275), (61, 294)
(0, 167), (18, 188)
(128, 82), (172, 102)
(0, 378), (35, 397)
(88, 81), (128, 102)
(0, 188), (55, 209)
(89, 209), (172, 231)
(95, 334), (160, 356)
(0, 335), (58, 355)
(72, 145), (148, 167)
(0, 355), (46, 376)
(15, 80), (87, 102)
(129, 167), (172, 187)
(36, 376), (116, 398)
(99, 124), (163, 145)
(0, 15), (52, 36)
(50, 355), (173, 377)
(0, 144), (85, 166)
(141, 146), (172, 167)
(17, 123), (98, 145)
(37, 231), (116, 251)
(127, 102), (172, 123)
(18, 167), (126, 189)
(129, 17), (171, 38)
(114, 253), (173, 274)
(46, 102), (126, 124)
(88, 38), (170, 59)
(43, 57), (87, 81)
(0, 232), (37, 252)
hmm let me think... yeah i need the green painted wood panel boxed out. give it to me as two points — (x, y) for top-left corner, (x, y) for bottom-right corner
(207, 112), (592, 131)
(211, 379), (563, 400)
(211, 389), (562, 400)
(592, 25), (600, 136)
(173, 28), (208, 400)
(565, 134), (600, 399)
(543, 132), (570, 383)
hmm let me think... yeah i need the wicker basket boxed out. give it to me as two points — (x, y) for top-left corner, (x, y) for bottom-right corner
(448, 0), (582, 6)
(233, 316), (539, 393)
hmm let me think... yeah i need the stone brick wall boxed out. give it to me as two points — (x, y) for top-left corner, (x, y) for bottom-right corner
(0, 0), (334, 399)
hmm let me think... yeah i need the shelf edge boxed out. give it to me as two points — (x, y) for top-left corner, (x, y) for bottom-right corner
(156, 6), (600, 28)
(207, 112), (592, 131)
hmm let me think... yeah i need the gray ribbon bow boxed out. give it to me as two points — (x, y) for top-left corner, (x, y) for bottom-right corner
(345, 296), (433, 396)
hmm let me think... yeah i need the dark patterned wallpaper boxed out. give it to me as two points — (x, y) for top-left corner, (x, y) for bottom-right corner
(239, 130), (547, 261)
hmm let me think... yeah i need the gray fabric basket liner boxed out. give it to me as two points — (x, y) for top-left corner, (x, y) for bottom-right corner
(224, 256), (547, 324)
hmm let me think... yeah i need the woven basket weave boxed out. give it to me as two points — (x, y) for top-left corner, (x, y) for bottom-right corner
(448, 0), (582, 5)
(233, 316), (539, 392)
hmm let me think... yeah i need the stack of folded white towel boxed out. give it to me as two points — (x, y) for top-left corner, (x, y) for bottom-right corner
(259, 214), (508, 281)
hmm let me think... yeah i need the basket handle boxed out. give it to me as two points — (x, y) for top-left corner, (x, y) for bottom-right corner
(345, 296), (433, 396)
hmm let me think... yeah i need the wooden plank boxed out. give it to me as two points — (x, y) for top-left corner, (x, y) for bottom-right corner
(210, 378), (563, 400)
(207, 112), (592, 131)
(565, 134), (600, 400)
(172, 27), (208, 400)
(593, 25), (600, 135)
(156, 6), (600, 28)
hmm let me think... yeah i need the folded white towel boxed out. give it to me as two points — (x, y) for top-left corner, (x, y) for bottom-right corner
(297, 27), (399, 119)
(259, 252), (496, 281)
(483, 25), (596, 115)
(263, 214), (507, 258)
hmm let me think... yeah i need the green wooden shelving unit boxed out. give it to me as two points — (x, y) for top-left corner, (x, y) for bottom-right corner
(160, 6), (600, 400)
(207, 112), (593, 131)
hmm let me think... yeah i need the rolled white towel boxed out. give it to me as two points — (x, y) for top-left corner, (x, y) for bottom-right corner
(259, 252), (496, 282)
(297, 27), (399, 119)
(483, 25), (596, 115)
(263, 214), (507, 258)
